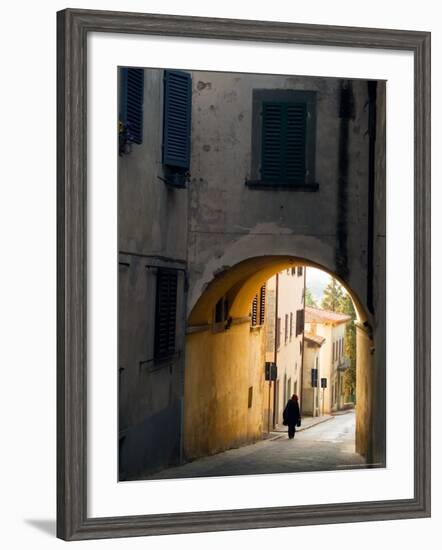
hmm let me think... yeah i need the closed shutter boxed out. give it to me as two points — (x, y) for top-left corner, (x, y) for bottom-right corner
(296, 309), (305, 336)
(259, 284), (266, 325)
(286, 104), (307, 182)
(163, 70), (192, 169)
(261, 102), (306, 184)
(251, 295), (258, 326)
(154, 269), (178, 359)
(120, 68), (144, 144)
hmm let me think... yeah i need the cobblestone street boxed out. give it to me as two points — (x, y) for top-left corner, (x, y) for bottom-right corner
(146, 410), (366, 480)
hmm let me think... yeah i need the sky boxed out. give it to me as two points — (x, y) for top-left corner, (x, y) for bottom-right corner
(305, 267), (332, 304)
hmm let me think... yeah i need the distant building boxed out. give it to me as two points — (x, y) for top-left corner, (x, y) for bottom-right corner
(302, 332), (326, 416)
(304, 306), (352, 414)
(265, 268), (305, 427)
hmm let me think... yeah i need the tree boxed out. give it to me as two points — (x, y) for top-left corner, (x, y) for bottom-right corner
(321, 279), (357, 401)
(339, 292), (357, 401)
(304, 287), (317, 307)
(321, 278), (343, 312)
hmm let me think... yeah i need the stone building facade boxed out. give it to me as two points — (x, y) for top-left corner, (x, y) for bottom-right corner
(304, 306), (351, 415)
(265, 269), (305, 426)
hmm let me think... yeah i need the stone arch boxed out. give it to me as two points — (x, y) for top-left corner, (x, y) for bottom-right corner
(184, 253), (377, 465)
(188, 255), (369, 327)
(186, 231), (367, 322)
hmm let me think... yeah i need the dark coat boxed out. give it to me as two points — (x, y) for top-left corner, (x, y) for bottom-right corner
(283, 399), (301, 426)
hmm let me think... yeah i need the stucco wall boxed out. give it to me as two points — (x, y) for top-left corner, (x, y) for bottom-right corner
(355, 324), (375, 461)
(118, 69), (188, 259)
(184, 322), (266, 459)
(187, 72), (373, 315)
(118, 68), (189, 478)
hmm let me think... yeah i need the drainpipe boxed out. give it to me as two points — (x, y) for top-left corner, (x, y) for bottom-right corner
(271, 273), (279, 430)
(367, 80), (377, 315)
(336, 80), (353, 281)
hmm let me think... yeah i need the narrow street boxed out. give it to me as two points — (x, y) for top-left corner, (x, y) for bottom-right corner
(146, 410), (365, 480)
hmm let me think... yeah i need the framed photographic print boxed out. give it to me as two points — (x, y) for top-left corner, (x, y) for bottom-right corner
(57, 8), (431, 541)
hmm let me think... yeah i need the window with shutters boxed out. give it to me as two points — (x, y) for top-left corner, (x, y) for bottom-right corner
(119, 68), (144, 155)
(251, 295), (258, 327)
(250, 284), (266, 328)
(296, 309), (305, 336)
(311, 368), (318, 388)
(290, 312), (293, 339)
(259, 284), (266, 325)
(261, 102), (306, 184)
(248, 89), (317, 189)
(154, 269), (178, 360)
(284, 314), (289, 344)
(162, 69), (192, 187)
(214, 295), (229, 330)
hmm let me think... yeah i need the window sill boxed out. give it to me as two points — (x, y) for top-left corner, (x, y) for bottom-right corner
(140, 352), (181, 372)
(245, 180), (319, 191)
(157, 175), (187, 189)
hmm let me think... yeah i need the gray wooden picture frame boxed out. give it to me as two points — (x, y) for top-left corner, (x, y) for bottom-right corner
(57, 8), (431, 541)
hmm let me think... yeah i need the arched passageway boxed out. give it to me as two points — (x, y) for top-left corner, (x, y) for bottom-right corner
(184, 255), (377, 466)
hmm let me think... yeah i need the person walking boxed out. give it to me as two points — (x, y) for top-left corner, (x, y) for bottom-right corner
(283, 394), (301, 439)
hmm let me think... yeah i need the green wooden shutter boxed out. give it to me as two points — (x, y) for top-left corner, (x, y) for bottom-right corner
(261, 103), (284, 181)
(120, 68), (144, 145)
(163, 70), (192, 170)
(286, 103), (307, 183)
(261, 101), (307, 184)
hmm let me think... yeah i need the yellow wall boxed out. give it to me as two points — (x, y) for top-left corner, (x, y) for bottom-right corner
(355, 323), (374, 459)
(184, 321), (266, 460)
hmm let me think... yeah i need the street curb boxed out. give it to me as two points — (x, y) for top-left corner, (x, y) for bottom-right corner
(297, 415), (334, 432)
(267, 433), (286, 441)
(268, 415), (334, 439)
